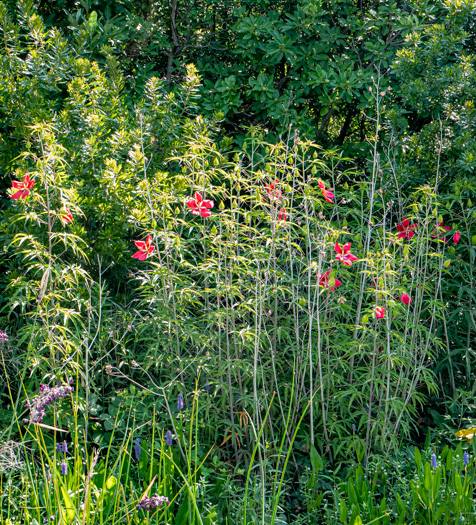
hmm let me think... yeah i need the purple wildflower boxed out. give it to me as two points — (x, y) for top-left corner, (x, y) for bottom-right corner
(205, 381), (210, 391)
(431, 454), (437, 468)
(134, 438), (141, 459)
(0, 330), (8, 343)
(177, 394), (184, 411)
(24, 382), (74, 424)
(136, 494), (169, 511)
(464, 451), (470, 467)
(62, 442), (68, 453)
(60, 461), (67, 476)
(166, 430), (173, 446)
(56, 443), (62, 453)
(352, 424), (357, 432)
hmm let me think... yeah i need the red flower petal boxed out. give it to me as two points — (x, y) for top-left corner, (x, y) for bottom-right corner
(335, 242), (342, 255)
(375, 307), (385, 319)
(11, 190), (24, 199)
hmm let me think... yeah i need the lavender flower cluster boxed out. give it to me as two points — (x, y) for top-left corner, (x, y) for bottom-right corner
(136, 494), (169, 511)
(24, 379), (74, 424)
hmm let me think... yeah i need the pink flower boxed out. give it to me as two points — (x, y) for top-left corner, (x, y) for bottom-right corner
(396, 217), (417, 239)
(132, 235), (155, 260)
(62, 210), (73, 224)
(318, 180), (334, 204)
(453, 231), (460, 245)
(335, 242), (358, 266)
(317, 270), (342, 292)
(374, 306), (385, 319)
(278, 208), (287, 221)
(400, 293), (411, 305)
(431, 222), (451, 242)
(11, 173), (35, 199)
(265, 180), (282, 203)
(186, 192), (214, 218)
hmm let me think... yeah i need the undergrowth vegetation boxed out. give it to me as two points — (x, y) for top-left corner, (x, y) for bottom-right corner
(1, 1), (476, 524)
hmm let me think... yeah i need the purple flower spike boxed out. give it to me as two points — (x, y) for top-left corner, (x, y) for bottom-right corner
(177, 394), (184, 411)
(56, 443), (62, 453)
(134, 438), (141, 459)
(60, 461), (67, 476)
(205, 382), (210, 391)
(136, 494), (169, 511)
(431, 454), (437, 468)
(24, 382), (74, 424)
(62, 442), (68, 453)
(166, 430), (173, 446)
(464, 451), (470, 467)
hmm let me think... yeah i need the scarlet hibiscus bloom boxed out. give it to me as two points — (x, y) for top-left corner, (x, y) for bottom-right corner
(266, 180), (282, 203)
(186, 192), (214, 218)
(335, 242), (358, 266)
(11, 173), (35, 199)
(317, 270), (342, 292)
(374, 306), (385, 319)
(278, 208), (287, 221)
(431, 222), (451, 242)
(396, 217), (417, 239)
(400, 293), (411, 305)
(62, 210), (73, 224)
(318, 179), (334, 204)
(132, 235), (155, 260)
(453, 231), (461, 245)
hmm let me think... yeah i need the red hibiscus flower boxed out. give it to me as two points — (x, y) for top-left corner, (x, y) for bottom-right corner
(400, 293), (411, 305)
(317, 270), (342, 292)
(132, 235), (155, 260)
(318, 179), (334, 204)
(186, 192), (214, 218)
(374, 306), (385, 319)
(11, 173), (35, 199)
(396, 217), (417, 239)
(278, 208), (287, 221)
(453, 231), (460, 245)
(335, 242), (358, 266)
(431, 222), (451, 242)
(266, 180), (282, 203)
(62, 210), (73, 224)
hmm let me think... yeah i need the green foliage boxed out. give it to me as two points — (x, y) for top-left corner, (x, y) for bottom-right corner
(1, 1), (476, 524)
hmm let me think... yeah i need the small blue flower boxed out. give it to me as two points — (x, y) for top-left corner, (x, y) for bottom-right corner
(463, 451), (470, 467)
(134, 438), (141, 459)
(56, 443), (62, 453)
(205, 381), (210, 392)
(431, 454), (437, 468)
(166, 430), (173, 446)
(60, 461), (67, 476)
(352, 424), (357, 432)
(177, 394), (184, 411)
(62, 442), (68, 453)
